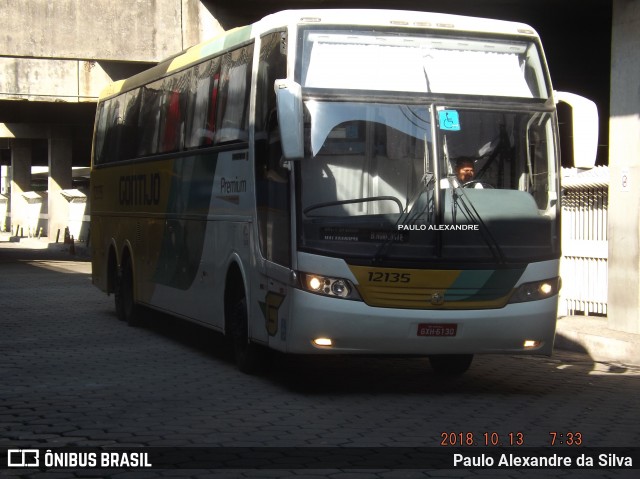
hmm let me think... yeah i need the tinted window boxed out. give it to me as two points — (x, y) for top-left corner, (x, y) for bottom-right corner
(216, 44), (254, 144)
(185, 58), (221, 149)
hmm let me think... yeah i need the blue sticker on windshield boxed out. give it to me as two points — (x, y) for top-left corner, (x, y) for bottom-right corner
(439, 110), (461, 131)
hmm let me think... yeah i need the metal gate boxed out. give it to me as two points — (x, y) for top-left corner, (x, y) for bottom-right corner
(559, 167), (609, 316)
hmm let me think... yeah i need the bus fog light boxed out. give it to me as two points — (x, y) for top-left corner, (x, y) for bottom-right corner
(523, 340), (540, 349)
(313, 338), (333, 347)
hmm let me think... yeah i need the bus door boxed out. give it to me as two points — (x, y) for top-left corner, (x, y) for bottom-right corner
(252, 30), (292, 349)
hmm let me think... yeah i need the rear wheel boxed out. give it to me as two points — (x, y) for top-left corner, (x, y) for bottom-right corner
(429, 354), (473, 376)
(114, 256), (142, 327)
(114, 271), (125, 321)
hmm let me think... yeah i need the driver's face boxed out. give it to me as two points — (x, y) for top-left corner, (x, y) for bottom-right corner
(457, 165), (475, 182)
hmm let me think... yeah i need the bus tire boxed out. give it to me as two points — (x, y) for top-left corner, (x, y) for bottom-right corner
(428, 354), (473, 376)
(114, 274), (125, 321)
(229, 294), (266, 374)
(115, 256), (142, 327)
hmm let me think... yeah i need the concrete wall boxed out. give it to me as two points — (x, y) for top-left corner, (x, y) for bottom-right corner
(607, 0), (640, 334)
(0, 0), (221, 62)
(0, 0), (223, 102)
(0, 58), (113, 102)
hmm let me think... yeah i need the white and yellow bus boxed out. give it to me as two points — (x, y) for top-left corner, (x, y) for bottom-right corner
(91, 9), (598, 375)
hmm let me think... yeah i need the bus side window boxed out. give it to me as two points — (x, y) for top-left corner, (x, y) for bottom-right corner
(158, 70), (191, 153)
(215, 44), (254, 144)
(162, 90), (182, 152)
(95, 91), (138, 165)
(185, 58), (220, 148)
(93, 101), (109, 165)
(208, 72), (219, 145)
(120, 89), (141, 161)
(104, 95), (127, 164)
(138, 83), (163, 156)
(255, 31), (290, 266)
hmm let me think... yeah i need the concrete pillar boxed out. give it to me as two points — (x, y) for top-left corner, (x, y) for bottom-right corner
(9, 139), (32, 236)
(607, 0), (640, 334)
(1, 165), (8, 231)
(181, 0), (224, 49)
(48, 134), (72, 240)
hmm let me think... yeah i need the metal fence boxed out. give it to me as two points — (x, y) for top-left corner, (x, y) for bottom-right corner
(559, 166), (609, 316)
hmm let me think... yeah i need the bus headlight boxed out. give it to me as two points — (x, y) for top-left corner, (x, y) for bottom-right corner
(299, 272), (361, 300)
(508, 277), (560, 304)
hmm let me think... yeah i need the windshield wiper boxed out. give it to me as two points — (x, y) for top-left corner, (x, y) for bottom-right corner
(404, 173), (435, 225)
(448, 178), (506, 264)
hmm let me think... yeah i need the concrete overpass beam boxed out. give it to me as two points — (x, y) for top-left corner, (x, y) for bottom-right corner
(1, 123), (49, 140)
(0, 57), (115, 103)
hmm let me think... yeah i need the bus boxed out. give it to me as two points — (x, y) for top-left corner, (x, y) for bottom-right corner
(90, 9), (598, 375)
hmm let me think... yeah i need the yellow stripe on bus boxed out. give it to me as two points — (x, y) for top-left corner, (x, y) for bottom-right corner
(349, 265), (515, 309)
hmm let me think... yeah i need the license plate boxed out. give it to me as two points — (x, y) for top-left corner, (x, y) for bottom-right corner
(417, 323), (457, 337)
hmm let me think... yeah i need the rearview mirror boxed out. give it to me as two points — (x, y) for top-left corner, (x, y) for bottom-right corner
(555, 91), (599, 169)
(274, 79), (304, 160)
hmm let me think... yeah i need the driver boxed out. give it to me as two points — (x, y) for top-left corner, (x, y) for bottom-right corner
(455, 157), (476, 184)
(439, 156), (486, 188)
(452, 157), (484, 189)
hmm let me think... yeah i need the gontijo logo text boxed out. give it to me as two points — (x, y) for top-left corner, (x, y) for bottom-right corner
(119, 173), (161, 206)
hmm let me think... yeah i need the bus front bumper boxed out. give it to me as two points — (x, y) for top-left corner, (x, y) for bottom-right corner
(284, 289), (557, 356)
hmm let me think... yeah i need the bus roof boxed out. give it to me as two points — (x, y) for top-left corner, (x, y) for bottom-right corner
(98, 9), (540, 100)
(259, 9), (539, 37)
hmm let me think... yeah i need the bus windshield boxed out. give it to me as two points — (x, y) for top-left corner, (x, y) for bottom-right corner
(296, 101), (559, 264)
(300, 29), (549, 99)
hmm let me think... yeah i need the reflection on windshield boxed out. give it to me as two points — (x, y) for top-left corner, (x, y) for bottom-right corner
(301, 102), (432, 217)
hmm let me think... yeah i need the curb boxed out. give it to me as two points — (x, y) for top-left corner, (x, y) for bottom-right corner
(0, 233), (90, 258)
(555, 315), (640, 367)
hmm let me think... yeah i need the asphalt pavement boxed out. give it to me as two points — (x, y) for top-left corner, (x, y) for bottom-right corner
(1, 233), (639, 479)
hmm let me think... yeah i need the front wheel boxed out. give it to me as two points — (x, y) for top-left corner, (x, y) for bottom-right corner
(428, 354), (473, 376)
(230, 296), (268, 374)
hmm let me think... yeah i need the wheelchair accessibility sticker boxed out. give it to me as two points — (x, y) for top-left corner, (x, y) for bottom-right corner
(438, 110), (460, 131)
